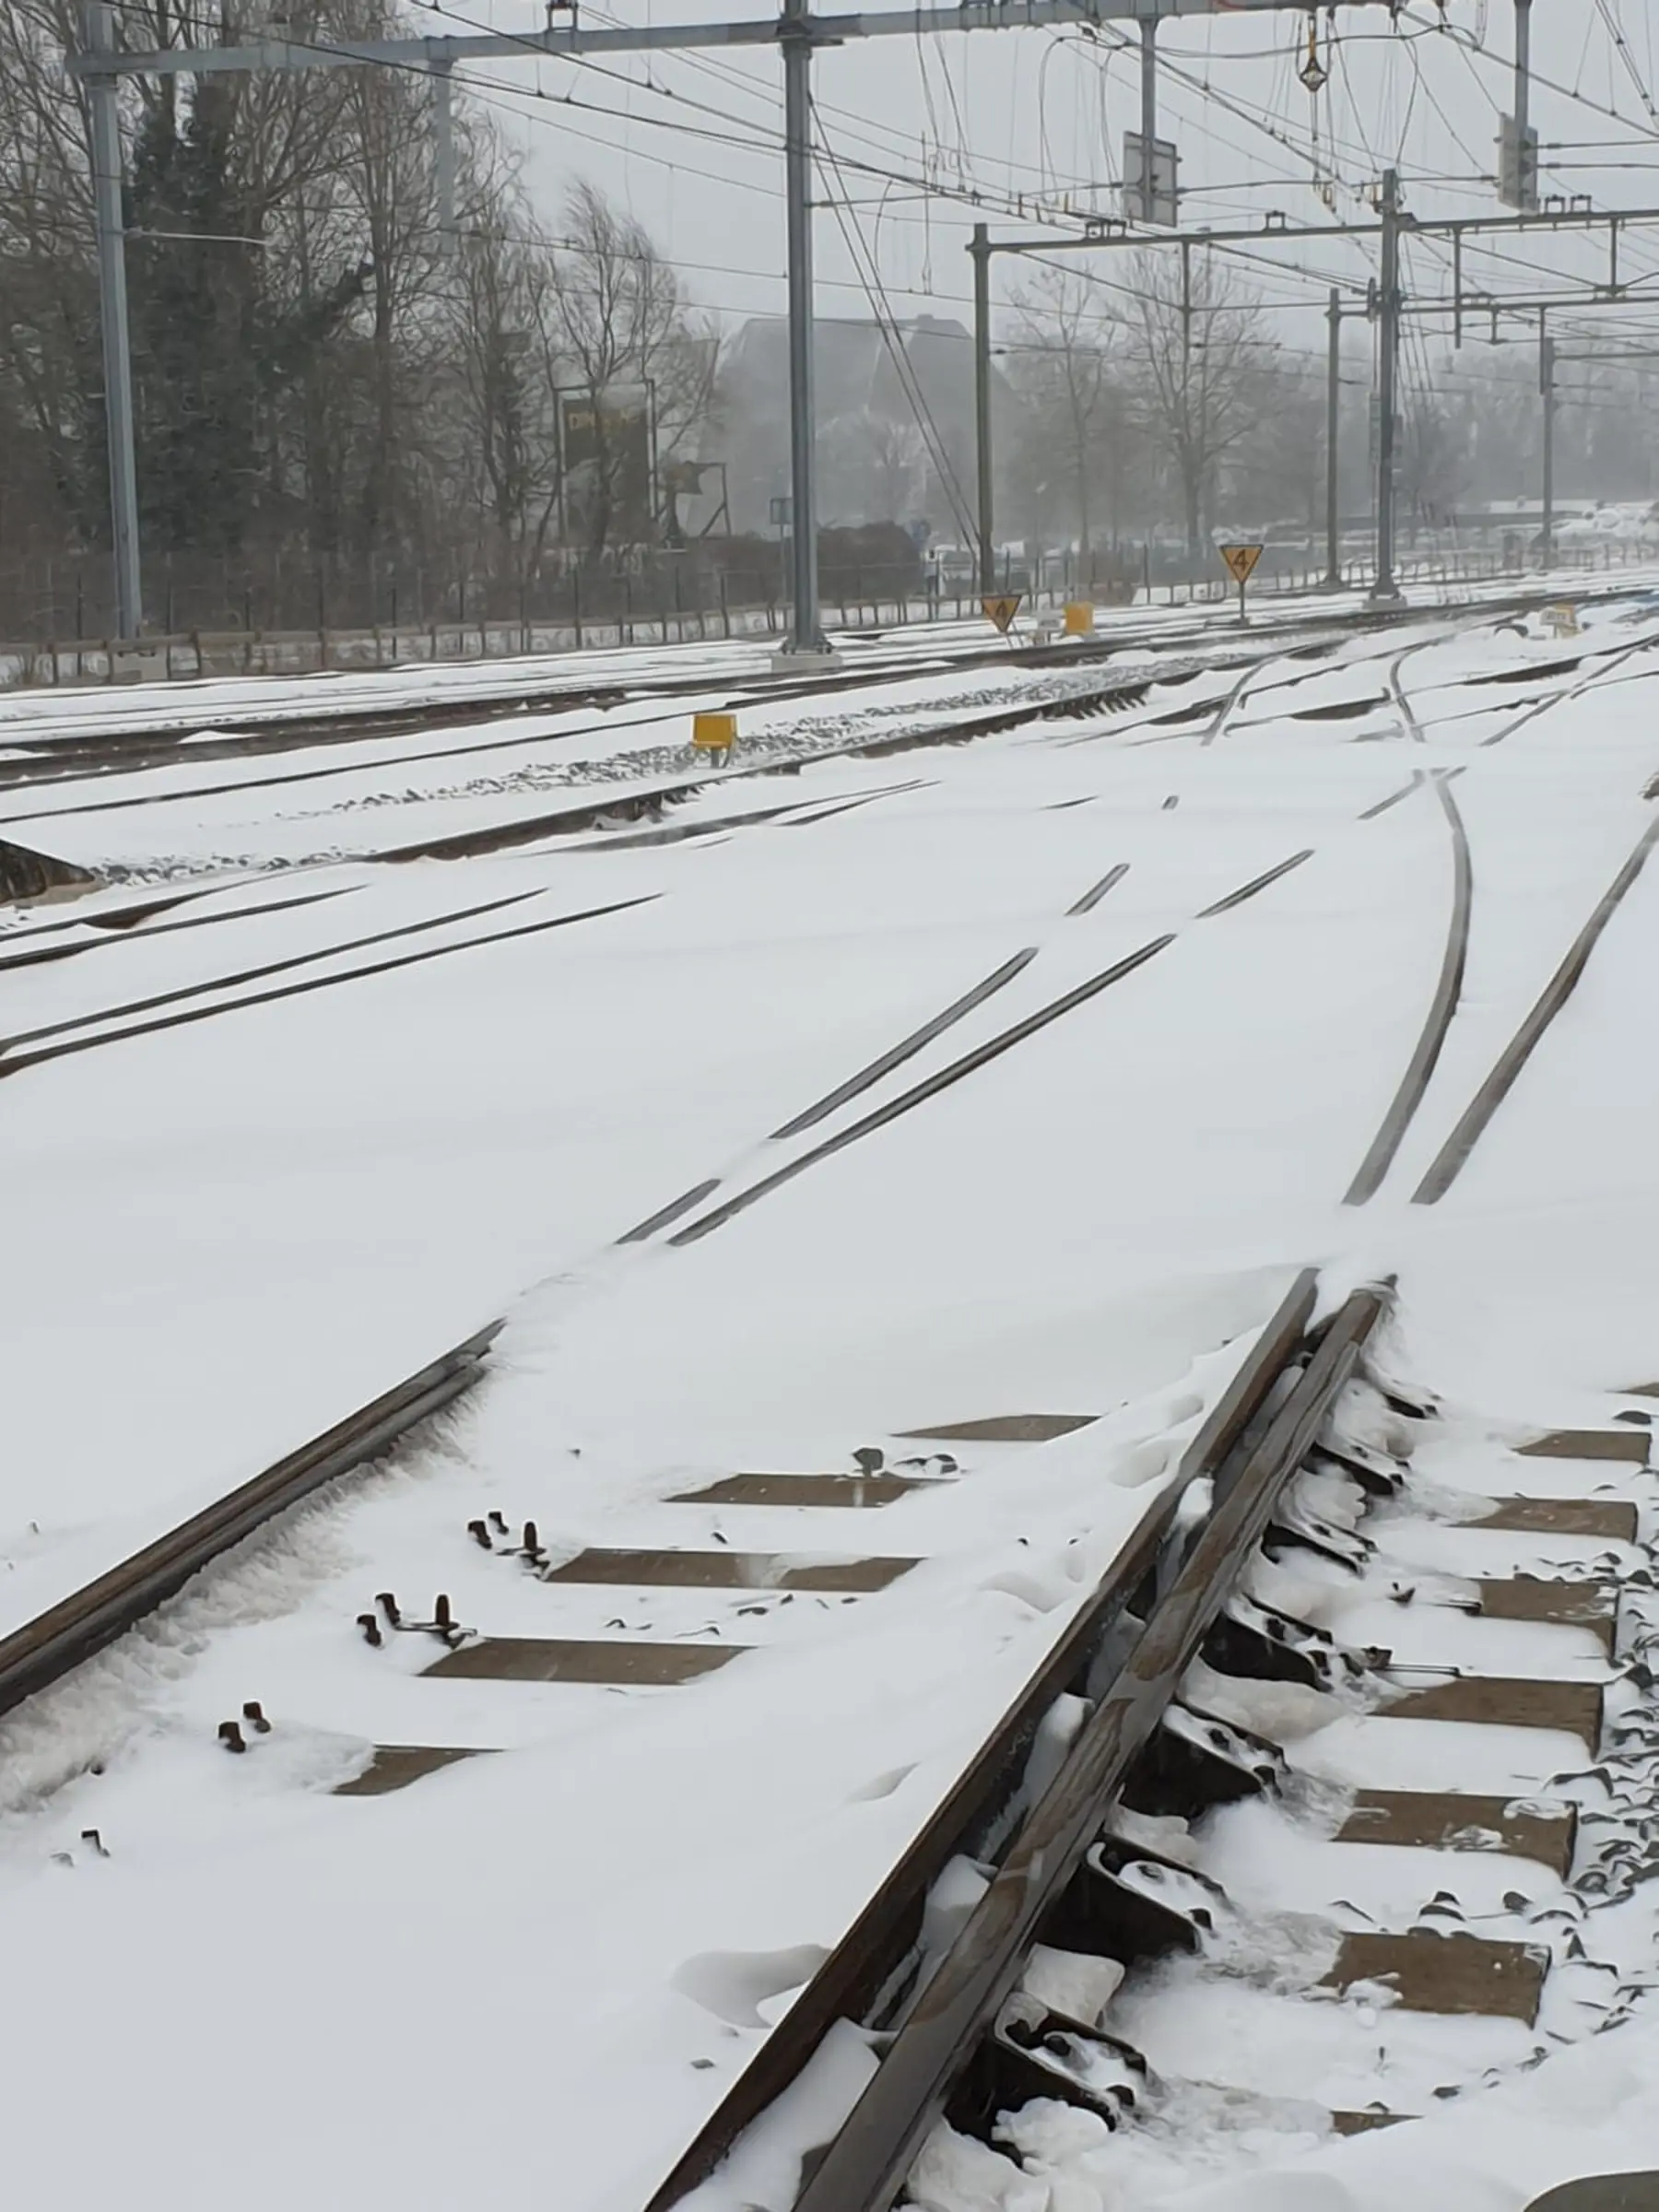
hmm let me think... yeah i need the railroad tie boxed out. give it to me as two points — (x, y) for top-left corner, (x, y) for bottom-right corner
(988, 1469), (1632, 2148)
(335, 1745), (488, 1797)
(668, 1471), (934, 1508)
(897, 1413), (1099, 1443)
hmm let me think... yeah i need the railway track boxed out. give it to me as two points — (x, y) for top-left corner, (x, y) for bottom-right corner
(677, 1270), (1383, 2211)
(0, 600), (1643, 1192)
(0, 820), (1392, 1701)
(3, 590), (1657, 2210)
(0, 601), (1642, 1242)
(0, 571), (1640, 807)
(0, 616), (1414, 873)
(0, 655), (1221, 886)
(0, 629), (1433, 1068)
(0, 604), (1363, 794)
(623, 627), (1659, 2205)
(747, 1279), (1653, 2212)
(2, 585), (1646, 910)
(1341, 620), (1659, 1206)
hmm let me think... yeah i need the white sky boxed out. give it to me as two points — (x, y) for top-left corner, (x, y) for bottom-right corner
(406, 2), (1659, 376)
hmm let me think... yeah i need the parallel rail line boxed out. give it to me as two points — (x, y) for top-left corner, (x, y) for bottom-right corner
(786, 1284), (1385, 2212)
(0, 1328), (498, 1724)
(0, 573), (1641, 802)
(1412, 811), (1659, 1203)
(6, 606), (1603, 1084)
(642, 1267), (1335, 2209)
(0, 890), (654, 1083)
(2, 591), (1654, 2212)
(0, 609), (1347, 794)
(629, 628), (1659, 2206)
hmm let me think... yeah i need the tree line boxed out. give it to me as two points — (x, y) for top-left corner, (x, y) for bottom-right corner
(0, 0), (718, 639)
(1000, 253), (1659, 573)
(2, 1), (1653, 645)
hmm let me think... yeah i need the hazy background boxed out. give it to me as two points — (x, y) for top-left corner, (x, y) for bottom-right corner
(404, 2), (1659, 351)
(7, 0), (1659, 641)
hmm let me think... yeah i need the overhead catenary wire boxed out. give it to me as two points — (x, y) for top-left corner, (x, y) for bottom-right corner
(815, 137), (981, 544)
(75, 0), (1659, 641)
(114, 0), (1659, 349)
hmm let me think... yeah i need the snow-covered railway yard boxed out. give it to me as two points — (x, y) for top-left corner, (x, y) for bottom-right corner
(6, 588), (1659, 2212)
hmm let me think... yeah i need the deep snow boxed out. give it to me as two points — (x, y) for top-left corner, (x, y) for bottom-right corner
(3, 592), (1659, 2211)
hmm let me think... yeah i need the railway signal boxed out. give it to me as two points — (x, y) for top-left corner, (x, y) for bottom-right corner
(691, 711), (739, 759)
(1218, 542), (1265, 624)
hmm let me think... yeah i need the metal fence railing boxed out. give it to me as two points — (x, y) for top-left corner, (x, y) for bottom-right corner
(1, 538), (1651, 693)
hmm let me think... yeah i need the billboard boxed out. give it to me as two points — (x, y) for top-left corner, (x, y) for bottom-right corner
(559, 384), (654, 547)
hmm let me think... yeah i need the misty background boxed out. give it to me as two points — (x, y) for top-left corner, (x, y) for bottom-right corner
(5, 0), (1659, 638)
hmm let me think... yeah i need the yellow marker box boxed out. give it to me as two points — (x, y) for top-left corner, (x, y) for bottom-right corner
(1063, 601), (1095, 636)
(691, 711), (738, 752)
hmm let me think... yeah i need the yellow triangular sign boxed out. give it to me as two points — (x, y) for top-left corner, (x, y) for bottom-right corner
(982, 593), (1023, 633)
(1218, 543), (1265, 585)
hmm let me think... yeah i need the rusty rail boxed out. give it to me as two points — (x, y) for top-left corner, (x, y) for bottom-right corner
(788, 1284), (1384, 2212)
(641, 1270), (1381, 2210)
(0, 1324), (499, 1723)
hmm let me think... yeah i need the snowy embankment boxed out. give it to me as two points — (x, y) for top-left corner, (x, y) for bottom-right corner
(0, 596), (1656, 2210)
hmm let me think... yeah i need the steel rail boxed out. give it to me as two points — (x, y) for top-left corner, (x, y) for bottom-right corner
(1344, 771), (1473, 1205)
(0, 893), (655, 1082)
(1413, 814), (1659, 1203)
(641, 1268), (1324, 2211)
(786, 1283), (1385, 2212)
(0, 575), (1633, 789)
(0, 1324), (500, 1723)
(0, 614), (1307, 783)
(0, 883), (360, 978)
(666, 935), (1176, 1247)
(1480, 630), (1659, 747)
(0, 885), (543, 1053)
(1387, 640), (1431, 745)
(1347, 622), (1655, 1205)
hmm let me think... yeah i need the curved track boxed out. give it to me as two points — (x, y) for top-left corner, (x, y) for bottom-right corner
(1411, 812), (1659, 1204)
(5, 588), (1658, 2212)
(1343, 621), (1659, 1206)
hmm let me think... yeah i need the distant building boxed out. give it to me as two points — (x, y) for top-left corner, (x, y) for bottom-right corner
(698, 313), (1000, 539)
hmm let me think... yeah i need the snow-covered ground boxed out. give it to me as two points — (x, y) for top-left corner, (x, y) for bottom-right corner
(1, 559), (1649, 748)
(0, 653), (1230, 879)
(3, 590), (1659, 2212)
(0, 598), (1223, 746)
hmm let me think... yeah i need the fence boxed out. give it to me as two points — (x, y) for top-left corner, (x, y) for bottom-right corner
(1, 537), (1650, 693)
(1, 579), (1075, 689)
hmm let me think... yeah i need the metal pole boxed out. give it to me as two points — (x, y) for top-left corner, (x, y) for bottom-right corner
(1324, 288), (1343, 589)
(1514, 0), (1533, 154)
(431, 55), (456, 252)
(1371, 169), (1403, 606)
(1539, 325), (1556, 571)
(781, 0), (825, 653)
(971, 223), (994, 595)
(1139, 17), (1158, 225)
(83, 0), (143, 639)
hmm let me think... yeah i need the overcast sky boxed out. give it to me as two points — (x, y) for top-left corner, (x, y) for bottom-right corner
(405, 2), (1659, 372)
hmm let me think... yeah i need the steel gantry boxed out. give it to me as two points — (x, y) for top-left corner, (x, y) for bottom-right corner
(969, 196), (1659, 604)
(73, 0), (1412, 647)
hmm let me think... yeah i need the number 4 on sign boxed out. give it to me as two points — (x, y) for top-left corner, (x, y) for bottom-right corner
(1218, 543), (1264, 624)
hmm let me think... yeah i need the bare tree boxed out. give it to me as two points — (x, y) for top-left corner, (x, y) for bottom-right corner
(1227, 351), (1325, 541)
(1008, 265), (1122, 558)
(550, 180), (711, 562)
(0, 2), (724, 635)
(1116, 252), (1268, 559)
(818, 407), (926, 524)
